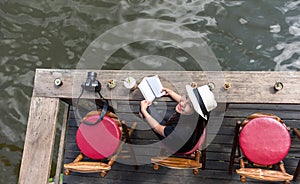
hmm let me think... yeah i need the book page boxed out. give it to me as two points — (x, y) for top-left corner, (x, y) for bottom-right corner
(138, 78), (156, 102)
(146, 75), (166, 98)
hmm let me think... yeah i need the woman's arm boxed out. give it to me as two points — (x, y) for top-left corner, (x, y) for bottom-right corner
(162, 87), (181, 102)
(140, 100), (166, 137)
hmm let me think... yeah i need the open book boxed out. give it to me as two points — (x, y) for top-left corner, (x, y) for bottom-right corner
(138, 75), (166, 102)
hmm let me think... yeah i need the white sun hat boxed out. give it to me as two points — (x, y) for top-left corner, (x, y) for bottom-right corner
(186, 84), (217, 120)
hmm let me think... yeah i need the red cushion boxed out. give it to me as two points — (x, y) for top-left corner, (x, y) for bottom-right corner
(76, 115), (121, 160)
(239, 117), (290, 165)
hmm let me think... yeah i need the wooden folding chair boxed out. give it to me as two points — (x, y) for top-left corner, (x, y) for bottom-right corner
(151, 128), (207, 175)
(293, 128), (300, 182)
(229, 112), (293, 183)
(64, 110), (137, 177)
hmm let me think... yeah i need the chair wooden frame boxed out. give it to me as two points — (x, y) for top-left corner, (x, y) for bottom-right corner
(229, 112), (293, 184)
(151, 129), (207, 175)
(64, 110), (137, 177)
(293, 128), (300, 181)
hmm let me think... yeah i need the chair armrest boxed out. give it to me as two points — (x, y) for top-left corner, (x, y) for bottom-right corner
(294, 128), (300, 139)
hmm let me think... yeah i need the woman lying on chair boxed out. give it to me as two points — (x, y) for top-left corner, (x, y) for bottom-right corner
(139, 84), (217, 154)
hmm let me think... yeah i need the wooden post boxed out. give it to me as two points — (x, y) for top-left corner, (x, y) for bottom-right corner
(18, 97), (60, 184)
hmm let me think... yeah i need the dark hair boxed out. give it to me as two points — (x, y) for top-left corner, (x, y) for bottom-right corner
(176, 112), (209, 153)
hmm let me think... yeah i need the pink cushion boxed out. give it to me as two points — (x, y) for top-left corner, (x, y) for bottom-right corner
(239, 117), (291, 165)
(76, 115), (121, 160)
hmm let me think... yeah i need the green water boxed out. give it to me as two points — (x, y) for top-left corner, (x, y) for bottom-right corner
(0, 0), (299, 183)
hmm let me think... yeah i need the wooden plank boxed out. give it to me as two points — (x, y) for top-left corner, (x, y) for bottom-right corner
(225, 108), (300, 120)
(33, 69), (300, 104)
(18, 97), (60, 184)
(55, 104), (70, 184)
(229, 104), (300, 111)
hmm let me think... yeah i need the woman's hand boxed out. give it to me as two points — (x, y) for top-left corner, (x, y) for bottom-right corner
(140, 100), (166, 137)
(140, 100), (151, 110)
(140, 100), (152, 118)
(161, 87), (181, 102)
(162, 87), (174, 96)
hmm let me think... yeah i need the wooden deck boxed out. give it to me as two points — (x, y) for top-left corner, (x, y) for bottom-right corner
(18, 69), (300, 184)
(63, 102), (300, 184)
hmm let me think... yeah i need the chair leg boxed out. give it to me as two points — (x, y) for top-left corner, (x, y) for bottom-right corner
(122, 122), (138, 170)
(74, 153), (84, 162)
(100, 171), (108, 177)
(195, 150), (200, 162)
(111, 122), (137, 167)
(153, 163), (159, 170)
(279, 161), (287, 174)
(100, 122), (137, 177)
(293, 159), (300, 181)
(239, 158), (247, 182)
(279, 161), (292, 184)
(193, 168), (199, 175)
(229, 121), (242, 175)
(293, 128), (300, 181)
(192, 150), (202, 175)
(201, 149), (206, 170)
(64, 153), (83, 175)
(225, 103), (230, 111)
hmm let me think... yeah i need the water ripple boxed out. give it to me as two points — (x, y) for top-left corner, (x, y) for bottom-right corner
(0, 0), (299, 182)
(272, 0), (300, 71)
